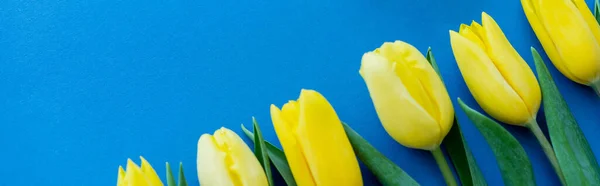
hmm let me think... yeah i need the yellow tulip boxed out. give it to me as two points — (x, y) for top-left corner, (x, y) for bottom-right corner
(116, 157), (164, 186)
(358, 41), (454, 150)
(270, 89), (362, 186)
(196, 127), (268, 186)
(449, 12), (541, 126)
(521, 0), (600, 91)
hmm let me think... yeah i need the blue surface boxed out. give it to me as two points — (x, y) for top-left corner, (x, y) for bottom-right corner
(1, 0), (600, 185)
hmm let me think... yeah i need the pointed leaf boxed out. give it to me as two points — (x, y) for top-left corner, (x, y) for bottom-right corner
(458, 99), (535, 186)
(252, 118), (274, 186)
(342, 122), (420, 186)
(166, 162), (177, 186)
(242, 124), (297, 186)
(427, 48), (487, 186)
(532, 48), (600, 185)
(178, 163), (188, 186)
(443, 120), (488, 186)
(426, 48), (442, 76)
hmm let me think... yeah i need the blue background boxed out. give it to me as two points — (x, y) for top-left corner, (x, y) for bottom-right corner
(1, 0), (599, 185)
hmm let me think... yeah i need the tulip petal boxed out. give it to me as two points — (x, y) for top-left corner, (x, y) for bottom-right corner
(126, 159), (150, 186)
(295, 89), (362, 186)
(572, 0), (600, 46)
(212, 128), (269, 186)
(450, 31), (531, 125)
(196, 134), (236, 186)
(394, 43), (454, 140)
(117, 166), (126, 186)
(377, 42), (437, 118)
(459, 24), (486, 50)
(271, 104), (316, 186)
(538, 0), (600, 83)
(469, 21), (484, 39)
(360, 52), (441, 149)
(140, 156), (164, 186)
(395, 57), (440, 122)
(480, 12), (541, 118)
(521, 0), (586, 84)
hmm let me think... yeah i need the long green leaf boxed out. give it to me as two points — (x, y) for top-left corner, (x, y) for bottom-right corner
(443, 120), (487, 186)
(166, 162), (177, 186)
(178, 163), (188, 186)
(251, 118), (274, 186)
(532, 48), (600, 185)
(457, 99), (535, 186)
(427, 48), (486, 186)
(342, 122), (419, 186)
(426, 48), (441, 76)
(242, 124), (297, 186)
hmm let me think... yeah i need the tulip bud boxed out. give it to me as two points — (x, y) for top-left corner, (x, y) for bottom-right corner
(196, 127), (268, 186)
(359, 41), (454, 150)
(449, 12), (541, 126)
(522, 0), (600, 91)
(270, 89), (363, 186)
(117, 157), (164, 186)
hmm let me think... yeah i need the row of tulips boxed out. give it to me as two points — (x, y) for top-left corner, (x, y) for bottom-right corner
(116, 0), (600, 185)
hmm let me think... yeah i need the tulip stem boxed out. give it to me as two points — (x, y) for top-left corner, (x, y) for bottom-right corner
(526, 119), (566, 185)
(431, 147), (457, 186)
(591, 80), (600, 97)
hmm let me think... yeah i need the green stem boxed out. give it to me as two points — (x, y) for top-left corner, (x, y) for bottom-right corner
(526, 119), (566, 185)
(591, 79), (600, 97)
(431, 147), (458, 186)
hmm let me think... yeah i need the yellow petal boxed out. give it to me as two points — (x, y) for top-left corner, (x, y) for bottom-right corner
(139, 157), (163, 186)
(117, 166), (126, 186)
(459, 24), (486, 50)
(480, 12), (541, 118)
(538, 0), (600, 84)
(295, 89), (362, 186)
(380, 41), (454, 140)
(126, 159), (150, 186)
(360, 52), (442, 149)
(521, 0), (585, 84)
(572, 0), (600, 46)
(396, 46), (455, 139)
(197, 134), (236, 186)
(377, 42), (438, 121)
(470, 21), (484, 38)
(271, 104), (316, 186)
(450, 31), (531, 125)
(213, 127), (269, 186)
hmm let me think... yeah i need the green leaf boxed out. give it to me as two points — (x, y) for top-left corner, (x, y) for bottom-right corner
(165, 162), (177, 186)
(457, 99), (535, 186)
(427, 48), (487, 186)
(531, 48), (600, 185)
(443, 120), (487, 186)
(426, 48), (441, 76)
(242, 124), (297, 186)
(251, 118), (274, 186)
(342, 122), (420, 186)
(178, 163), (188, 186)
(595, 0), (600, 23)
